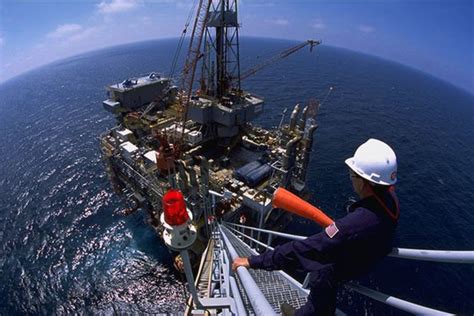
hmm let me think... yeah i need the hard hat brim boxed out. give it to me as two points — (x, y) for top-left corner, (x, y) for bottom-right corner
(345, 157), (396, 186)
(345, 157), (356, 172)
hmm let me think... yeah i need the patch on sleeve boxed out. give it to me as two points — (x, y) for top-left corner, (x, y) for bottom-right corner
(325, 223), (339, 238)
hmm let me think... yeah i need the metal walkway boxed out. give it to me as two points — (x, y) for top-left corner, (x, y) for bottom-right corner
(221, 225), (309, 314)
(185, 222), (472, 315)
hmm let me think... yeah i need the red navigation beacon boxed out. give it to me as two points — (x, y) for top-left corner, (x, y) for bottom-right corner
(163, 189), (189, 226)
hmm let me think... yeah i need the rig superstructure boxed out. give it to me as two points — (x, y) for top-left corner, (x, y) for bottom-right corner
(99, 1), (474, 314)
(100, 0), (320, 257)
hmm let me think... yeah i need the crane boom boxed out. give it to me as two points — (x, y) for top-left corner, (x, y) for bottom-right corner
(179, 0), (212, 124)
(240, 39), (321, 81)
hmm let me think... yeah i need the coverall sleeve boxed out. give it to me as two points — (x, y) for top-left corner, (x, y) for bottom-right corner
(248, 227), (347, 272)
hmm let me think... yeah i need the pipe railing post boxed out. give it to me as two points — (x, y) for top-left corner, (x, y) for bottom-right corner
(180, 250), (204, 309)
(267, 234), (273, 247)
(250, 229), (255, 248)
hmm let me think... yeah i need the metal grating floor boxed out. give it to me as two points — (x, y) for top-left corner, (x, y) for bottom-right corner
(222, 226), (309, 314)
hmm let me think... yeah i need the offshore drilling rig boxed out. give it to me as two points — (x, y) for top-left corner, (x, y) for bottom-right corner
(99, 1), (474, 314)
(99, 0), (320, 257)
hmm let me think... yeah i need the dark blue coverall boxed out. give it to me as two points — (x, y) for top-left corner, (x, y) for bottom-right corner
(248, 192), (399, 315)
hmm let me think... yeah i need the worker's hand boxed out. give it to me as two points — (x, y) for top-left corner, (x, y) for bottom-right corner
(232, 257), (250, 271)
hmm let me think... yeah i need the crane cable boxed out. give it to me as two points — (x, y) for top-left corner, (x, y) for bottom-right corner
(169, 0), (199, 80)
(319, 86), (334, 108)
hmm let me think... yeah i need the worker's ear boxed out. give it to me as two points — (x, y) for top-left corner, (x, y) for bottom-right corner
(360, 179), (372, 196)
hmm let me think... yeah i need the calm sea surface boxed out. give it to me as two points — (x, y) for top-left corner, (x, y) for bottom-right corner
(1, 38), (473, 314)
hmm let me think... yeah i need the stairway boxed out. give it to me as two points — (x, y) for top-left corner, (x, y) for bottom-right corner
(220, 226), (309, 314)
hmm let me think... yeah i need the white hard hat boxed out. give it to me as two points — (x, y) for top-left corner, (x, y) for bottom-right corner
(345, 138), (397, 186)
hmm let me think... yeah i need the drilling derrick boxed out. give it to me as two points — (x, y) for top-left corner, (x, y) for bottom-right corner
(201, 0), (241, 99)
(185, 0), (264, 142)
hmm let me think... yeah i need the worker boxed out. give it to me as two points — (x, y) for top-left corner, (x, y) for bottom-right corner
(232, 139), (400, 315)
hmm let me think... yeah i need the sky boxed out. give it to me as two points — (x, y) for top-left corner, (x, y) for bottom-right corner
(0, 0), (472, 93)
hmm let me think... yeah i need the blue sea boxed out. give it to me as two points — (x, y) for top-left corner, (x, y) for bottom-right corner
(0, 38), (473, 315)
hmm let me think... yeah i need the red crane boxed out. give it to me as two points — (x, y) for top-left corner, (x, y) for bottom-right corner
(178, 0), (212, 125)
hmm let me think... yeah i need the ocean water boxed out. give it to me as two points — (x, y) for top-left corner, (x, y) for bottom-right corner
(0, 38), (473, 314)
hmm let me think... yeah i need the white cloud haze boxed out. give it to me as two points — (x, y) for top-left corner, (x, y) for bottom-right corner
(310, 19), (326, 30)
(358, 25), (375, 33)
(47, 24), (83, 39)
(265, 18), (290, 26)
(1, 2), (470, 93)
(97, 0), (139, 14)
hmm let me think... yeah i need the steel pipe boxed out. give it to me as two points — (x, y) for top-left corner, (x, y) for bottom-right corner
(289, 103), (301, 131)
(229, 276), (247, 316)
(180, 250), (204, 309)
(299, 105), (309, 130)
(389, 248), (474, 263)
(347, 284), (453, 315)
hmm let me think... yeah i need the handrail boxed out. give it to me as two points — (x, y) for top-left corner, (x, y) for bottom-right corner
(226, 225), (275, 251)
(224, 222), (474, 264)
(225, 222), (458, 315)
(229, 275), (247, 316)
(225, 222), (307, 241)
(219, 226), (277, 315)
(389, 248), (474, 263)
(347, 284), (453, 315)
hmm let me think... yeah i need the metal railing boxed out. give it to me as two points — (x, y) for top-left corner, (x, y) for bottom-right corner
(388, 247), (474, 263)
(185, 229), (245, 315)
(226, 222), (474, 263)
(346, 284), (451, 315)
(222, 221), (472, 315)
(219, 226), (277, 315)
